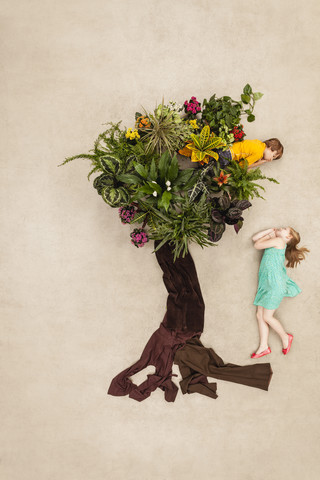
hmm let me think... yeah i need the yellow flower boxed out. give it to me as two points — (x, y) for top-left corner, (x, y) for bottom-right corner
(125, 128), (133, 139)
(189, 119), (199, 130)
(126, 128), (140, 140)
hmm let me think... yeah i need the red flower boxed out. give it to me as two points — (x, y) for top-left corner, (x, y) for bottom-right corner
(213, 171), (231, 186)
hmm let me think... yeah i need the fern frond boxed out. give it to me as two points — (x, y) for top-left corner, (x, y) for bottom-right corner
(58, 154), (97, 167)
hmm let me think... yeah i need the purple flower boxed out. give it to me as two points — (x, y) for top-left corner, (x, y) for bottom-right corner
(119, 205), (136, 224)
(130, 228), (149, 248)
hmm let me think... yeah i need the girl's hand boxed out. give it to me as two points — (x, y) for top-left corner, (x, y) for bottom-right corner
(252, 228), (275, 242)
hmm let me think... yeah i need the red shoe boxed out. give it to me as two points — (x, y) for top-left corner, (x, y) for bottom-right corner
(251, 347), (271, 359)
(282, 334), (293, 355)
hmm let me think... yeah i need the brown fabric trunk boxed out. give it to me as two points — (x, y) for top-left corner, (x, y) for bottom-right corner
(108, 241), (273, 402)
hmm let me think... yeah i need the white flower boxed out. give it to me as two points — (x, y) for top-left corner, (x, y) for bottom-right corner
(151, 181), (157, 184)
(168, 101), (183, 112)
(165, 180), (171, 186)
(153, 191), (158, 197)
(167, 187), (171, 191)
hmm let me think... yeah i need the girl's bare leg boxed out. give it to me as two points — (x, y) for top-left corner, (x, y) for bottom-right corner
(262, 308), (289, 348)
(254, 306), (270, 354)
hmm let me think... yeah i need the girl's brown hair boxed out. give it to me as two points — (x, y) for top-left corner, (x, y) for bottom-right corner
(285, 228), (309, 268)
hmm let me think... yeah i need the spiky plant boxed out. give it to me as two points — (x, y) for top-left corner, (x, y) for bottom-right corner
(141, 102), (193, 156)
(148, 194), (215, 260)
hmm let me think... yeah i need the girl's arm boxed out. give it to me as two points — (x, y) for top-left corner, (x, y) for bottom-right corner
(252, 228), (275, 242)
(254, 231), (285, 250)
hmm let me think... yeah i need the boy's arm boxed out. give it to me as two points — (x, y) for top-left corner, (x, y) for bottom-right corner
(247, 159), (267, 170)
(252, 228), (275, 242)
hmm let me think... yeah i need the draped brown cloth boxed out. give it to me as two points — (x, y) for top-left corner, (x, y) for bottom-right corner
(108, 241), (272, 402)
(174, 337), (273, 398)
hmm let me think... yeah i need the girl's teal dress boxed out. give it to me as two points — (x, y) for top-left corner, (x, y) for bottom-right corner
(254, 246), (301, 310)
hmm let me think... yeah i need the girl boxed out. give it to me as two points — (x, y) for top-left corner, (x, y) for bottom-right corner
(251, 227), (309, 359)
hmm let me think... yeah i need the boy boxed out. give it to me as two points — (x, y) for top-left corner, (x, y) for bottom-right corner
(216, 138), (284, 170)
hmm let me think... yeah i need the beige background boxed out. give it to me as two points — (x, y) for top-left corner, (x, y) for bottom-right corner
(1, 0), (320, 479)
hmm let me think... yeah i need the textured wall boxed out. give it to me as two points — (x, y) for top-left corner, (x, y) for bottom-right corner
(1, 1), (320, 479)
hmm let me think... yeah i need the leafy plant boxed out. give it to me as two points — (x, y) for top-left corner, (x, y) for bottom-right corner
(187, 160), (228, 202)
(59, 125), (139, 207)
(59, 122), (135, 178)
(185, 125), (226, 165)
(208, 194), (252, 241)
(240, 84), (264, 123)
(216, 120), (235, 146)
(225, 160), (279, 200)
(118, 151), (197, 211)
(92, 155), (132, 207)
(202, 84), (263, 134)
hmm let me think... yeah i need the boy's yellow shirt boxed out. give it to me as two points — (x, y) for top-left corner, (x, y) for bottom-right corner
(230, 139), (266, 166)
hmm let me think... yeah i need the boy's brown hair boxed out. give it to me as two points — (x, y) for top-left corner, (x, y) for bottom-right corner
(264, 138), (284, 159)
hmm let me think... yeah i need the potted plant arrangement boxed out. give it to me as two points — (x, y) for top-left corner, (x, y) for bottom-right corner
(60, 84), (278, 260)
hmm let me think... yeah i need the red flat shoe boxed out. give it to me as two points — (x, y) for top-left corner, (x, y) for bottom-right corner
(282, 334), (293, 355)
(251, 347), (271, 359)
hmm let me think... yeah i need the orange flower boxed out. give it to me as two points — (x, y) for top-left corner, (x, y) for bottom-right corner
(213, 171), (231, 186)
(136, 116), (151, 129)
(178, 144), (192, 157)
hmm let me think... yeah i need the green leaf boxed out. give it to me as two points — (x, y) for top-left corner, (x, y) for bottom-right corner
(117, 173), (141, 185)
(134, 162), (148, 178)
(159, 191), (172, 211)
(190, 134), (202, 149)
(241, 94), (251, 104)
(131, 211), (147, 224)
(158, 151), (170, 179)
(140, 185), (155, 194)
(200, 126), (210, 147)
(149, 158), (157, 181)
(167, 156), (179, 182)
(243, 84), (252, 95)
(131, 190), (146, 201)
(253, 92), (263, 101)
(147, 181), (162, 194)
(247, 114), (255, 122)
(176, 169), (195, 185)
